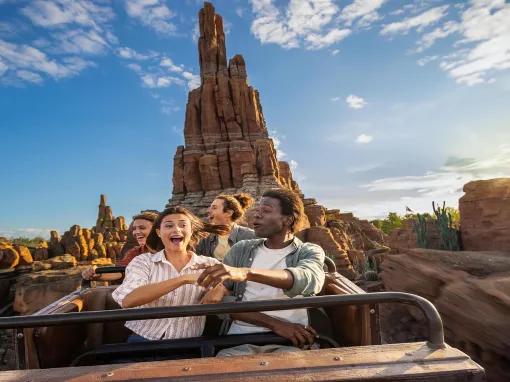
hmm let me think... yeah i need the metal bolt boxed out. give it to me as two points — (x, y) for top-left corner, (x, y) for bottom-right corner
(333, 356), (342, 361)
(182, 367), (191, 372)
(16, 333), (24, 339)
(105, 372), (114, 377)
(259, 361), (268, 366)
(370, 309), (375, 314)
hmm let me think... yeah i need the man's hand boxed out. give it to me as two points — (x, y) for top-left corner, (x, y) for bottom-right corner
(271, 321), (317, 349)
(193, 263), (249, 289)
(200, 284), (229, 304)
(82, 266), (99, 281)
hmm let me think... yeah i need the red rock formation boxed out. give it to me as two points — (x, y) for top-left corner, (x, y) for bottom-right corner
(387, 219), (441, 252)
(460, 178), (510, 251)
(167, 2), (300, 215)
(381, 248), (510, 381)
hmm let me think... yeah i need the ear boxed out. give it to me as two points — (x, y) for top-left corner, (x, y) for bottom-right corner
(226, 209), (234, 217)
(282, 215), (294, 229)
(156, 228), (161, 238)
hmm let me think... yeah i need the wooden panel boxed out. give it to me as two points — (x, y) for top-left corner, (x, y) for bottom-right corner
(0, 342), (485, 382)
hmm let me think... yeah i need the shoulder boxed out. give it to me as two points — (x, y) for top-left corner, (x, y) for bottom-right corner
(192, 253), (220, 266)
(235, 225), (256, 240)
(298, 242), (325, 258)
(127, 252), (155, 268)
(230, 238), (264, 252)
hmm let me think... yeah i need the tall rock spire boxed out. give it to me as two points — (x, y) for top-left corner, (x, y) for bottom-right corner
(198, 2), (227, 79)
(168, 2), (300, 214)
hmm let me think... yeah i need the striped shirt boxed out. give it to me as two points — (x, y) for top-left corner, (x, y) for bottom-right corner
(111, 250), (219, 340)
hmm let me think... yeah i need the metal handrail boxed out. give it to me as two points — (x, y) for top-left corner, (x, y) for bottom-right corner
(0, 292), (445, 348)
(94, 266), (126, 274)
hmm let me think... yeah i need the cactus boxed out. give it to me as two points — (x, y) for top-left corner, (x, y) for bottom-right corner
(432, 201), (460, 251)
(413, 213), (428, 248)
(363, 258), (379, 281)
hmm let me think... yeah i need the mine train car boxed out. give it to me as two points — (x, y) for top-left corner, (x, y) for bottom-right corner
(0, 262), (485, 381)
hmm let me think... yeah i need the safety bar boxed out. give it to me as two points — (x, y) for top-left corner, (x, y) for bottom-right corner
(94, 266), (126, 274)
(0, 292), (444, 348)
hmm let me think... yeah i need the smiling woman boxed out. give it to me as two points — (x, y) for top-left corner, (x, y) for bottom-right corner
(110, 207), (231, 342)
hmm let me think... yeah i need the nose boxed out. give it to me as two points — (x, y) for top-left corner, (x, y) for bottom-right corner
(170, 225), (183, 235)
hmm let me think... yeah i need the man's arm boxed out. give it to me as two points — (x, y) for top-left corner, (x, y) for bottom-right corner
(196, 264), (294, 290)
(230, 312), (317, 348)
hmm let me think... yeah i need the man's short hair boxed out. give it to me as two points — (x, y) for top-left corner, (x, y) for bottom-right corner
(262, 188), (304, 233)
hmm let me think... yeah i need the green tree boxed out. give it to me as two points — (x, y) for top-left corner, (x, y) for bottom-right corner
(11, 236), (46, 247)
(372, 212), (403, 234)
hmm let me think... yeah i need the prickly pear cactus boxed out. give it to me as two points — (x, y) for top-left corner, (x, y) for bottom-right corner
(432, 201), (460, 251)
(413, 213), (428, 248)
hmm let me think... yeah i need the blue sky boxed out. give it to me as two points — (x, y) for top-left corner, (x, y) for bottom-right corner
(1, 0), (509, 238)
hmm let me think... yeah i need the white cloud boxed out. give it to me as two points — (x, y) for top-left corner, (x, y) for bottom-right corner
(269, 129), (287, 159)
(160, 99), (180, 115)
(117, 46), (154, 60)
(249, 0), (349, 50)
(347, 162), (383, 174)
(121, 48), (199, 91)
(305, 28), (351, 50)
(160, 57), (183, 73)
(236, 7), (244, 18)
(340, 0), (386, 28)
(53, 28), (109, 55)
(416, 20), (459, 52)
(346, 94), (367, 109)
(20, 0), (114, 30)
(141, 73), (182, 88)
(0, 59), (7, 76)
(331, 48), (340, 56)
(181, 70), (200, 90)
(356, 134), (373, 144)
(0, 0), (115, 84)
(16, 69), (43, 83)
(125, 0), (176, 35)
(381, 5), (449, 35)
(439, 0), (510, 86)
(0, 39), (94, 83)
(417, 55), (438, 66)
(330, 96), (340, 102)
(0, 227), (55, 239)
(355, 144), (510, 217)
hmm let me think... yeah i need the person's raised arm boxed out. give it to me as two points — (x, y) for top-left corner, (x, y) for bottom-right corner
(122, 273), (198, 308)
(196, 263), (294, 290)
(112, 256), (198, 309)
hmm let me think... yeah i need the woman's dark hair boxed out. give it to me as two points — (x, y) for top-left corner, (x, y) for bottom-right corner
(146, 206), (229, 251)
(216, 193), (254, 222)
(262, 188), (304, 233)
(132, 211), (158, 224)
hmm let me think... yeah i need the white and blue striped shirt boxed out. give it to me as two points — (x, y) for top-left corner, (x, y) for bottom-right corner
(112, 250), (219, 340)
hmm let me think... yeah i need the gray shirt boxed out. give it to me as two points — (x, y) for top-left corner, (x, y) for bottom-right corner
(223, 237), (326, 299)
(196, 223), (256, 259)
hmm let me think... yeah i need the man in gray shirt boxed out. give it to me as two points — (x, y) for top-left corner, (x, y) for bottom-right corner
(197, 188), (326, 356)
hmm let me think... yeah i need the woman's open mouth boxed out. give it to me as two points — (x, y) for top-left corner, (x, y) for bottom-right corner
(170, 237), (184, 245)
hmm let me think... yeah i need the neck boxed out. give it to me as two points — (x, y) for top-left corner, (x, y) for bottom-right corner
(163, 247), (189, 260)
(264, 231), (294, 249)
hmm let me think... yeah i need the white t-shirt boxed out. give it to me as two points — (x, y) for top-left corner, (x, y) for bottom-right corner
(228, 242), (309, 335)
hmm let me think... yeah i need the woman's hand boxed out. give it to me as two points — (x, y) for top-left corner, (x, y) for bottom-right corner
(82, 266), (99, 281)
(180, 273), (200, 285)
(200, 284), (229, 304)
